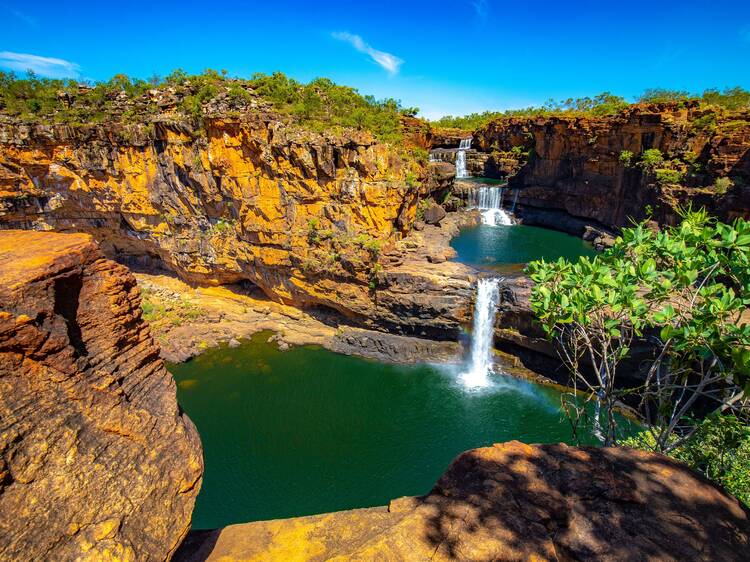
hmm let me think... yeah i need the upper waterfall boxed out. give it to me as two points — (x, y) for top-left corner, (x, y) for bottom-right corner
(455, 138), (472, 179)
(467, 186), (513, 226)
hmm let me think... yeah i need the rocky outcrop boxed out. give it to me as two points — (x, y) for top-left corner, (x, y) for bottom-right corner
(0, 113), (465, 336)
(0, 231), (203, 561)
(176, 440), (750, 561)
(474, 103), (750, 234)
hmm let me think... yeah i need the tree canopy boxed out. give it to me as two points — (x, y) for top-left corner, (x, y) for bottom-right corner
(527, 210), (750, 447)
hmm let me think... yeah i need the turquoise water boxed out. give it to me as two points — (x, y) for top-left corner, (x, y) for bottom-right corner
(170, 333), (626, 529)
(451, 224), (596, 273)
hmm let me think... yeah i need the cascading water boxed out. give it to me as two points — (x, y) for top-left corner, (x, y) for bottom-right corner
(468, 187), (513, 226)
(460, 277), (501, 389)
(455, 138), (472, 179)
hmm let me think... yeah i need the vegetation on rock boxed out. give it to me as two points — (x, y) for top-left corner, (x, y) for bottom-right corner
(0, 69), (416, 142)
(432, 87), (750, 130)
(624, 414), (750, 507)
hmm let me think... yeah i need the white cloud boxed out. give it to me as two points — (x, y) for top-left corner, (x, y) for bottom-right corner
(0, 51), (80, 78)
(331, 32), (403, 76)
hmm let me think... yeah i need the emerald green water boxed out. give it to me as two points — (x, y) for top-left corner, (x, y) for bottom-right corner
(170, 333), (619, 530)
(451, 224), (596, 273)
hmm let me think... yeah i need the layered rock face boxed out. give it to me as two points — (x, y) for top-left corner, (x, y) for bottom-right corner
(177, 440), (750, 561)
(473, 103), (750, 233)
(0, 115), (467, 336)
(0, 231), (203, 561)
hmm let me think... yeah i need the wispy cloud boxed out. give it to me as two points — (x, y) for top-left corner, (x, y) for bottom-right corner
(2, 5), (37, 28)
(471, 0), (489, 20)
(331, 32), (403, 76)
(0, 51), (80, 78)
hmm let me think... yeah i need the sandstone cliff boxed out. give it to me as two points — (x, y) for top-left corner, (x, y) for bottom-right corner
(472, 103), (750, 233)
(0, 230), (203, 561)
(176, 440), (750, 561)
(0, 114), (467, 337)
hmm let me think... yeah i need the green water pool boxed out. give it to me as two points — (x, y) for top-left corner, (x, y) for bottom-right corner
(170, 333), (624, 529)
(450, 223), (596, 273)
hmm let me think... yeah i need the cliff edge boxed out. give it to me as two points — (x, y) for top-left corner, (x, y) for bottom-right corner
(0, 230), (203, 561)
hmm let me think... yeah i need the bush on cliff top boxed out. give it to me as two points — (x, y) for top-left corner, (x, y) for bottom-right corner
(0, 69), (417, 143)
(249, 72), (417, 143)
(432, 87), (750, 130)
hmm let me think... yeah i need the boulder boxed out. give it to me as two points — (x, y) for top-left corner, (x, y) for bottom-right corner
(423, 204), (447, 226)
(176, 441), (750, 561)
(0, 231), (203, 561)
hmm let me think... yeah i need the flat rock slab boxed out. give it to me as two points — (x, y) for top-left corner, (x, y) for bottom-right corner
(176, 441), (749, 562)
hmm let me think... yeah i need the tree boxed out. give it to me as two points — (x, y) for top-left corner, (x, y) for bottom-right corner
(527, 209), (750, 449)
(638, 88), (693, 103)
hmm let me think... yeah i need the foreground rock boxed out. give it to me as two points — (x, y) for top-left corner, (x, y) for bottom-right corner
(0, 231), (203, 561)
(176, 441), (749, 562)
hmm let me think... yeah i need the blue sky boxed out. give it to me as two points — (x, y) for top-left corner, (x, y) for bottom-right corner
(2, 0), (749, 119)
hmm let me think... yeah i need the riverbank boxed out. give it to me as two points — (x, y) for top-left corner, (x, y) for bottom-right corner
(136, 271), (462, 365)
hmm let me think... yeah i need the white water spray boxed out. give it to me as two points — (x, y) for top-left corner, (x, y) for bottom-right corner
(467, 187), (513, 226)
(460, 277), (501, 389)
(455, 138), (472, 179)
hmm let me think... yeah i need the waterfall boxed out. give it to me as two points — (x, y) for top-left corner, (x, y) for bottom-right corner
(455, 138), (472, 179)
(511, 189), (520, 213)
(468, 187), (513, 226)
(460, 277), (501, 389)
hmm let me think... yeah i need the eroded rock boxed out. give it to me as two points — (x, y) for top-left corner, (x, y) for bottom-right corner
(0, 230), (203, 561)
(176, 441), (750, 562)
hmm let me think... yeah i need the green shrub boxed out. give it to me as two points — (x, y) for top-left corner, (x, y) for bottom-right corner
(639, 148), (664, 170)
(714, 176), (734, 195)
(623, 415), (750, 508)
(701, 87), (750, 111)
(619, 150), (634, 167)
(691, 112), (718, 133)
(637, 88), (693, 103)
(654, 168), (684, 186)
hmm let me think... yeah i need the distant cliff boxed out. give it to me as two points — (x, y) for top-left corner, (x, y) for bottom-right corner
(471, 102), (750, 233)
(0, 230), (203, 561)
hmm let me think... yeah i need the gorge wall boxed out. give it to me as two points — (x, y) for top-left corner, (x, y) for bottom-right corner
(472, 103), (750, 234)
(0, 114), (470, 338)
(0, 230), (203, 561)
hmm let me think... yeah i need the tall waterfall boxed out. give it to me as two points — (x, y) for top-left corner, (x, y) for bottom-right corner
(460, 277), (501, 389)
(455, 138), (472, 179)
(467, 187), (513, 226)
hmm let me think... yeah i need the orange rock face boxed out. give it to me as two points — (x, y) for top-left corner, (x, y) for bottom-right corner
(177, 441), (750, 562)
(0, 115), (461, 333)
(0, 231), (203, 561)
